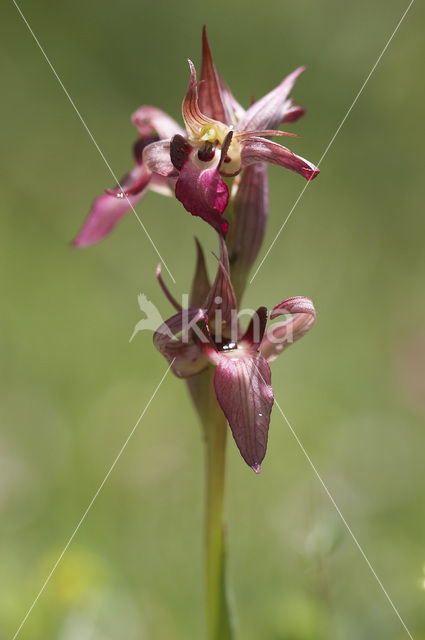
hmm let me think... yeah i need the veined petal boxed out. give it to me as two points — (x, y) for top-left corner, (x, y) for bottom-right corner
(153, 309), (208, 378)
(214, 351), (274, 472)
(182, 60), (227, 140)
(131, 105), (184, 139)
(106, 164), (152, 198)
(72, 165), (149, 247)
(237, 129), (298, 141)
(204, 237), (237, 338)
(199, 26), (231, 124)
(217, 73), (245, 125)
(241, 136), (319, 181)
(175, 151), (229, 236)
(143, 140), (177, 177)
(226, 163), (268, 293)
(260, 296), (316, 363)
(190, 238), (211, 308)
(236, 67), (305, 132)
(148, 173), (177, 197)
(282, 100), (306, 124)
(133, 134), (160, 165)
(156, 263), (182, 311)
(240, 307), (268, 349)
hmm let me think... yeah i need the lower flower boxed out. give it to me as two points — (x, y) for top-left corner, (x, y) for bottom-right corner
(152, 237), (316, 472)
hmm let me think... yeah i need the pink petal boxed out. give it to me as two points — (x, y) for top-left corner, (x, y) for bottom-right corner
(175, 154), (229, 236)
(190, 238), (211, 308)
(153, 309), (208, 378)
(132, 134), (160, 165)
(214, 352), (274, 472)
(143, 140), (177, 177)
(72, 165), (149, 247)
(199, 26), (231, 124)
(241, 136), (319, 181)
(226, 163), (269, 292)
(240, 307), (268, 349)
(156, 263), (182, 311)
(260, 296), (316, 363)
(203, 237), (237, 338)
(237, 129), (298, 141)
(282, 101), (306, 124)
(148, 172), (177, 197)
(217, 73), (245, 125)
(131, 105), (184, 139)
(106, 164), (152, 197)
(182, 60), (223, 138)
(236, 67), (305, 132)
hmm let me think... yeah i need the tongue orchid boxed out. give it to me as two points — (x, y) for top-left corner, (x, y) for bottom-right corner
(74, 27), (319, 245)
(143, 29), (319, 235)
(153, 237), (316, 472)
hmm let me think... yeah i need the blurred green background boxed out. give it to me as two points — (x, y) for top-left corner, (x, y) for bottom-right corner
(1, 0), (425, 638)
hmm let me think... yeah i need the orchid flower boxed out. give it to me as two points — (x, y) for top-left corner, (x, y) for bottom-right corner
(73, 107), (183, 247)
(153, 238), (316, 473)
(74, 27), (318, 245)
(143, 28), (319, 235)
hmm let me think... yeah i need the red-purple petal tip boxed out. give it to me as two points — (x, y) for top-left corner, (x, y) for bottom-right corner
(304, 166), (320, 181)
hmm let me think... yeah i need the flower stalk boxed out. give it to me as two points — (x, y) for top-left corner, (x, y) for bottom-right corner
(203, 365), (234, 640)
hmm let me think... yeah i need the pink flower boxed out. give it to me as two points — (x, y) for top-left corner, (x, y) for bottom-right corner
(74, 27), (319, 245)
(153, 238), (316, 472)
(143, 27), (319, 235)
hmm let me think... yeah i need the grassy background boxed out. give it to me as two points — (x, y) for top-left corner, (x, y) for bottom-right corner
(1, 0), (425, 638)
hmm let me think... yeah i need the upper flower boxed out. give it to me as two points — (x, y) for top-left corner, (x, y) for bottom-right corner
(152, 237), (316, 472)
(144, 28), (319, 235)
(73, 27), (319, 246)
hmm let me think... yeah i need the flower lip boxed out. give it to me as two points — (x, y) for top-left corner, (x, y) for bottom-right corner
(174, 150), (230, 236)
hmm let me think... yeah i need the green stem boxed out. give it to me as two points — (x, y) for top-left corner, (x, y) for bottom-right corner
(191, 366), (233, 639)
